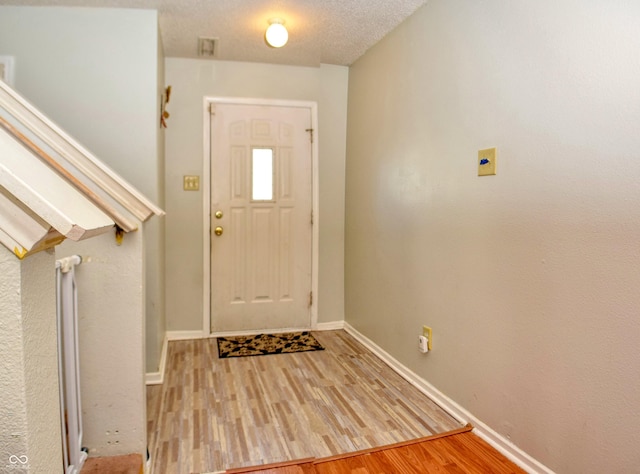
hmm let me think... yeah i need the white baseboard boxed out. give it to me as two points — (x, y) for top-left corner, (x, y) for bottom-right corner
(145, 330), (204, 385)
(342, 322), (554, 474)
(145, 372), (162, 386)
(315, 320), (346, 331)
(145, 333), (168, 385)
(166, 330), (206, 341)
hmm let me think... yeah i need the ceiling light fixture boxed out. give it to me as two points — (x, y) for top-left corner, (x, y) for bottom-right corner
(265, 18), (288, 48)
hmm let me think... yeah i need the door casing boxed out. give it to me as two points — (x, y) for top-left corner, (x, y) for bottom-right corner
(202, 97), (319, 336)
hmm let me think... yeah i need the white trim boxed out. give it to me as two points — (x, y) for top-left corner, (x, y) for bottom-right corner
(166, 330), (206, 341)
(0, 129), (114, 257)
(145, 372), (162, 385)
(343, 322), (555, 474)
(309, 101), (319, 331)
(0, 80), (164, 226)
(145, 333), (169, 385)
(0, 191), (62, 258)
(0, 156), (114, 241)
(202, 97), (320, 336)
(315, 320), (345, 331)
(202, 98), (211, 337)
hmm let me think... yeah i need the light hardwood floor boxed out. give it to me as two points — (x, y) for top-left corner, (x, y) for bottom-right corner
(147, 330), (463, 474)
(226, 429), (526, 474)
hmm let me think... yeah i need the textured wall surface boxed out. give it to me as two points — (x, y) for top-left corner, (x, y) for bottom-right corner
(345, 1), (640, 473)
(164, 59), (348, 332)
(0, 246), (28, 468)
(58, 232), (146, 459)
(0, 248), (62, 472)
(0, 0), (427, 66)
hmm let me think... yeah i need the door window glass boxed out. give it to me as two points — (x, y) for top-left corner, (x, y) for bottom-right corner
(252, 148), (274, 201)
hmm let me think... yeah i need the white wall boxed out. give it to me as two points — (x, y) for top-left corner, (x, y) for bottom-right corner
(345, 1), (640, 473)
(164, 59), (348, 332)
(0, 6), (165, 373)
(0, 248), (63, 473)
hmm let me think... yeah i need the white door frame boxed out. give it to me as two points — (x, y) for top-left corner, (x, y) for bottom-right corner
(202, 97), (319, 336)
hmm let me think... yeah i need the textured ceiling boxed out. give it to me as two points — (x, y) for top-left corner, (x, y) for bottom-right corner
(0, 0), (428, 66)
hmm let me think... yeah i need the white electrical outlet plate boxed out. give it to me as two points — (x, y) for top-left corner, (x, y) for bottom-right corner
(418, 335), (429, 353)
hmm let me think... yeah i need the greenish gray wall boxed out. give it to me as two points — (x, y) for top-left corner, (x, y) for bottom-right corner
(345, 1), (640, 472)
(0, 5), (161, 456)
(0, 5), (165, 374)
(164, 59), (348, 332)
(145, 28), (167, 374)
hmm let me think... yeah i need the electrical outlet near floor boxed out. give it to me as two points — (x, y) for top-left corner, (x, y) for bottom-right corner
(422, 326), (432, 351)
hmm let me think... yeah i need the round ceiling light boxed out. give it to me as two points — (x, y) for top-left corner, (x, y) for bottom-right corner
(265, 19), (288, 48)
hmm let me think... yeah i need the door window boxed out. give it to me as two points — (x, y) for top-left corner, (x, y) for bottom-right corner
(251, 148), (274, 201)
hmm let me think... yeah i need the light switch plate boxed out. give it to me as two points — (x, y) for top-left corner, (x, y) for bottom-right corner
(183, 175), (200, 191)
(478, 147), (497, 176)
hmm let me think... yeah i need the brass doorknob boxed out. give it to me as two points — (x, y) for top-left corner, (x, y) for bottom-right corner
(214, 226), (223, 236)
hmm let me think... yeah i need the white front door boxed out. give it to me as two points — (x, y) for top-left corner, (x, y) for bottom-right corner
(210, 103), (313, 333)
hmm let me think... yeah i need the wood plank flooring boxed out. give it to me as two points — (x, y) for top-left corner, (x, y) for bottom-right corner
(147, 330), (463, 474)
(226, 430), (526, 474)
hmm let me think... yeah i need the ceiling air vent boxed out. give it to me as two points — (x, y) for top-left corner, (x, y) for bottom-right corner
(198, 37), (218, 58)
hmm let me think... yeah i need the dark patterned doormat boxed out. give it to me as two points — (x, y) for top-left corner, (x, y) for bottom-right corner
(216, 331), (325, 359)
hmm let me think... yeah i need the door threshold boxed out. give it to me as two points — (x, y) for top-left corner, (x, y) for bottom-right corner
(209, 326), (314, 338)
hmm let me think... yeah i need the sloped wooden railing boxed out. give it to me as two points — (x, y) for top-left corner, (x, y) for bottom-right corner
(0, 80), (164, 231)
(0, 125), (114, 257)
